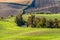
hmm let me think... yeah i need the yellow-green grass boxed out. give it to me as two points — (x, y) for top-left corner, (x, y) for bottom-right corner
(0, 14), (60, 40)
(4, 14), (60, 22)
(23, 14), (60, 21)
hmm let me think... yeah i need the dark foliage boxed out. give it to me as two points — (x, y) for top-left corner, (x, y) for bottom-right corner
(15, 14), (25, 26)
(15, 14), (60, 28)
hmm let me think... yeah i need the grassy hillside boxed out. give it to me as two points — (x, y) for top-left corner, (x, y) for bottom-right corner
(23, 14), (60, 21)
(0, 14), (60, 40)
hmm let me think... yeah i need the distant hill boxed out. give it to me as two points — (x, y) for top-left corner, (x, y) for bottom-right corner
(0, 0), (60, 17)
(24, 0), (60, 13)
(0, 2), (28, 17)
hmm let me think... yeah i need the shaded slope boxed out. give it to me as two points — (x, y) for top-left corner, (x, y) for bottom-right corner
(24, 0), (60, 13)
(0, 2), (28, 17)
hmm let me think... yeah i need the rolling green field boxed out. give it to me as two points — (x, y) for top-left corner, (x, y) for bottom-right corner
(0, 14), (60, 40)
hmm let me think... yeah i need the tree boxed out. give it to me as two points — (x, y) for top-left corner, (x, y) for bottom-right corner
(0, 17), (4, 21)
(53, 18), (59, 28)
(41, 17), (46, 28)
(35, 17), (41, 28)
(31, 14), (35, 27)
(48, 20), (54, 28)
(10, 15), (14, 17)
(26, 14), (36, 28)
(15, 14), (25, 26)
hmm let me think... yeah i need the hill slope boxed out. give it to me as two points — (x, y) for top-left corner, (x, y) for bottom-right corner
(0, 2), (28, 17)
(24, 0), (60, 13)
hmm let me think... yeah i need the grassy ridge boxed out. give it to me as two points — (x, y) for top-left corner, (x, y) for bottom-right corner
(23, 14), (60, 21)
(0, 14), (60, 40)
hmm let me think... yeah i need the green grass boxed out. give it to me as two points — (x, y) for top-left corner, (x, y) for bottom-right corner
(23, 14), (60, 21)
(0, 14), (60, 40)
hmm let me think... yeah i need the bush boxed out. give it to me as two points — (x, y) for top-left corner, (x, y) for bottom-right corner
(15, 14), (25, 26)
(26, 15), (36, 27)
(0, 17), (4, 21)
(15, 14), (60, 28)
(53, 19), (59, 28)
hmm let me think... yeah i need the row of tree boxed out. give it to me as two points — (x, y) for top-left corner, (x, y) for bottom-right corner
(15, 14), (60, 28)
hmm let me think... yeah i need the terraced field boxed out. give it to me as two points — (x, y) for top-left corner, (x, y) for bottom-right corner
(0, 14), (60, 40)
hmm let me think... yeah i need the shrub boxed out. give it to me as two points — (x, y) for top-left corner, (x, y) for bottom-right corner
(0, 17), (4, 21)
(53, 18), (59, 28)
(26, 15), (35, 27)
(10, 15), (14, 17)
(15, 14), (25, 26)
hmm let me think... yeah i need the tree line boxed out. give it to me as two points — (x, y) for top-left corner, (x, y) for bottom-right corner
(15, 14), (60, 28)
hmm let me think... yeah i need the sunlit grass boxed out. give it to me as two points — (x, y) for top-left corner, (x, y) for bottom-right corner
(0, 14), (60, 40)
